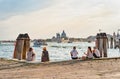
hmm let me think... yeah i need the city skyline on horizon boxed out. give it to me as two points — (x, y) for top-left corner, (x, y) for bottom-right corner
(0, 29), (120, 41)
(0, 0), (120, 40)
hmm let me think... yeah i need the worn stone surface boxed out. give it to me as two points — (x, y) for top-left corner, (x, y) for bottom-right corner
(0, 58), (120, 79)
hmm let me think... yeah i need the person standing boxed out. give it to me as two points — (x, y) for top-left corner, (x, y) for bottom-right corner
(70, 46), (78, 59)
(26, 47), (35, 61)
(41, 47), (49, 62)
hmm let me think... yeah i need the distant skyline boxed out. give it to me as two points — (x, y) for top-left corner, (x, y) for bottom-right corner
(0, 0), (120, 40)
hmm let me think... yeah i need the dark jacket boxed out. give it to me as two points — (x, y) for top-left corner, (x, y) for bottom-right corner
(41, 50), (49, 62)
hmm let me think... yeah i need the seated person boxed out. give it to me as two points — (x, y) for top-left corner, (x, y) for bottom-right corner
(93, 47), (100, 58)
(26, 47), (35, 61)
(82, 47), (94, 60)
(70, 46), (78, 59)
(41, 47), (49, 62)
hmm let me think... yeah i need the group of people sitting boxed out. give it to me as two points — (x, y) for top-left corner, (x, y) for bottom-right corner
(26, 47), (49, 62)
(70, 46), (100, 60)
(26, 46), (100, 62)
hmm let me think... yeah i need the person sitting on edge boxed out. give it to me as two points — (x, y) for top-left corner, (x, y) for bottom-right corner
(70, 46), (78, 59)
(26, 47), (35, 61)
(82, 46), (93, 60)
(93, 47), (100, 58)
(41, 47), (49, 62)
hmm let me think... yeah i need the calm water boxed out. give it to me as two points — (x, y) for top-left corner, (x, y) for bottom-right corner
(0, 42), (120, 62)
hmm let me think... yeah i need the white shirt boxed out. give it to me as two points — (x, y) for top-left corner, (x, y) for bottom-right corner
(27, 51), (35, 61)
(70, 49), (78, 58)
(94, 49), (100, 57)
(87, 50), (93, 58)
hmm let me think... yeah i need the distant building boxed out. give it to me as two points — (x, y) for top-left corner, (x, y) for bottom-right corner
(51, 30), (68, 42)
(114, 29), (120, 40)
(113, 29), (120, 48)
(117, 32), (119, 37)
(56, 33), (61, 39)
(56, 33), (61, 43)
(52, 36), (56, 42)
(61, 30), (67, 39)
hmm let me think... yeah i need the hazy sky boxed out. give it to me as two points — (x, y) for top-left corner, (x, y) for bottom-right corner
(0, 0), (120, 40)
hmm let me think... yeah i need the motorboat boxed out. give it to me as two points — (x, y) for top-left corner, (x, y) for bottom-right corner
(33, 40), (47, 47)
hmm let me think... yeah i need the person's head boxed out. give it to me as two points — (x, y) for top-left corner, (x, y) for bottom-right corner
(73, 46), (76, 50)
(29, 47), (33, 52)
(88, 46), (92, 52)
(93, 46), (96, 49)
(43, 47), (47, 51)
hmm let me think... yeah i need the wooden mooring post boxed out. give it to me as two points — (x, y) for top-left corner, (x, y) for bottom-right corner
(96, 33), (108, 57)
(110, 37), (113, 49)
(13, 33), (30, 60)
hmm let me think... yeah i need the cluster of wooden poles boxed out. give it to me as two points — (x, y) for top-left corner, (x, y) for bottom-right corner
(110, 36), (120, 49)
(96, 33), (108, 57)
(13, 33), (30, 60)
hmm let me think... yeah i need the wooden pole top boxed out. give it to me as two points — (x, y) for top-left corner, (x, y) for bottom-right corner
(96, 33), (107, 39)
(17, 33), (30, 40)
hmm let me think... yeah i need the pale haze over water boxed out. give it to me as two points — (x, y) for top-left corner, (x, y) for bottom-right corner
(0, 0), (120, 40)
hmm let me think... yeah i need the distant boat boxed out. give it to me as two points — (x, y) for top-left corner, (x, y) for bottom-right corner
(0, 42), (14, 46)
(88, 41), (91, 43)
(33, 40), (47, 47)
(67, 40), (73, 43)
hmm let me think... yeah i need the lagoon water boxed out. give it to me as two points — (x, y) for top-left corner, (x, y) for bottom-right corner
(0, 42), (120, 62)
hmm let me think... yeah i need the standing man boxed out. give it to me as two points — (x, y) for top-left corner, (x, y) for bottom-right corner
(70, 46), (78, 59)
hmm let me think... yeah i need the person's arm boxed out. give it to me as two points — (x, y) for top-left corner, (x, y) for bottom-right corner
(47, 51), (49, 56)
(42, 52), (44, 56)
(70, 51), (73, 56)
(84, 52), (87, 55)
(32, 52), (35, 57)
(93, 50), (95, 53)
(97, 49), (100, 57)
(84, 49), (88, 55)
(85, 50), (89, 56)
(76, 50), (78, 54)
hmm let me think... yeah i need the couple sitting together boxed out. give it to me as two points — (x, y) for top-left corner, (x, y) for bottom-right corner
(70, 46), (100, 60)
(26, 47), (49, 62)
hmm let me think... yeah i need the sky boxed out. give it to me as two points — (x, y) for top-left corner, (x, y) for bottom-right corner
(0, 0), (120, 40)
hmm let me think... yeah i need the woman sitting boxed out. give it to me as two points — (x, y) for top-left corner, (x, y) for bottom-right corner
(41, 47), (49, 62)
(82, 46), (94, 60)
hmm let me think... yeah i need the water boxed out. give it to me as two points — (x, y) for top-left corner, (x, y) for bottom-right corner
(0, 42), (120, 62)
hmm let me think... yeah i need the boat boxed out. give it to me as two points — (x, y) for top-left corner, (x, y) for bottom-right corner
(67, 40), (73, 43)
(88, 41), (91, 43)
(33, 40), (47, 47)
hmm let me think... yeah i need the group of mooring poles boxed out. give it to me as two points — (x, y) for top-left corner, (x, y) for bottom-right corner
(96, 33), (108, 57)
(110, 37), (120, 49)
(13, 33), (30, 60)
